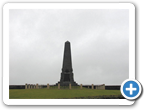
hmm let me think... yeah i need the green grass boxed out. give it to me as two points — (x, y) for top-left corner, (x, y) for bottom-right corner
(9, 88), (124, 99)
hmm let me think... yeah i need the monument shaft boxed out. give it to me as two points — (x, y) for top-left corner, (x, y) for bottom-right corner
(62, 41), (73, 72)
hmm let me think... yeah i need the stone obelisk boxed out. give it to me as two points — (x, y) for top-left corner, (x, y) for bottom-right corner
(57, 41), (78, 86)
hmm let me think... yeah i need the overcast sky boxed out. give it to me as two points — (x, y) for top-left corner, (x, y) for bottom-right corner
(9, 9), (129, 85)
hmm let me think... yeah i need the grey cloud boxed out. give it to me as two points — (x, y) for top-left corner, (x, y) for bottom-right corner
(9, 9), (129, 85)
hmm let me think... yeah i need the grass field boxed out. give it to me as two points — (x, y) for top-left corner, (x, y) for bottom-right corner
(9, 87), (124, 99)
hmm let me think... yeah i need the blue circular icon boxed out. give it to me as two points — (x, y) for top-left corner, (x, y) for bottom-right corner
(121, 79), (142, 100)
(123, 81), (139, 97)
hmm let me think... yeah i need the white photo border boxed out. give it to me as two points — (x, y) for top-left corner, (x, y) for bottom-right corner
(3, 3), (135, 105)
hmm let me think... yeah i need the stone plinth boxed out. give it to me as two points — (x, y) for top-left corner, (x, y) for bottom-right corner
(36, 84), (39, 89)
(47, 84), (49, 89)
(102, 84), (105, 90)
(28, 84), (30, 89)
(69, 83), (71, 89)
(92, 84), (94, 89)
(58, 83), (60, 89)
(80, 84), (82, 89)
(95, 84), (105, 90)
(25, 83), (27, 89)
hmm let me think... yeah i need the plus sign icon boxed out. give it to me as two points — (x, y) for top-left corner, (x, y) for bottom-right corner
(121, 79), (142, 100)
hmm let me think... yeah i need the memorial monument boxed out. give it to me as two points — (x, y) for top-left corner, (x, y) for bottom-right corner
(56, 41), (78, 86)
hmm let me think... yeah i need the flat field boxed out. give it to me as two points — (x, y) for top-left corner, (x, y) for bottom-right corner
(9, 87), (124, 99)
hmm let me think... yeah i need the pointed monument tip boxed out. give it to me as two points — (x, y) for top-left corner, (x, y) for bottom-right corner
(66, 41), (70, 43)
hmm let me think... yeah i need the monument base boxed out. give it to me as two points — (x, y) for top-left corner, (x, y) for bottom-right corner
(56, 81), (78, 86)
(56, 72), (78, 86)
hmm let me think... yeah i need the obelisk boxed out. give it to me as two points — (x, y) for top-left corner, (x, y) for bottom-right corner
(62, 41), (73, 73)
(57, 41), (78, 86)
